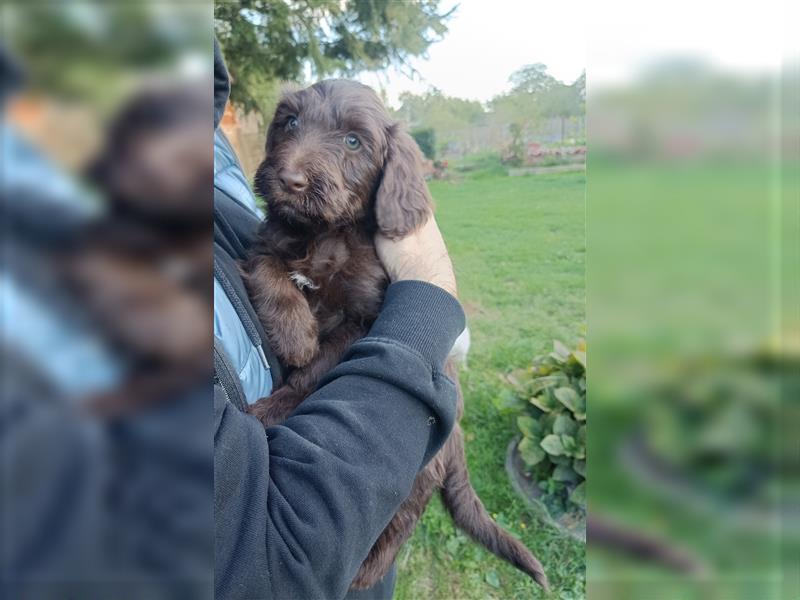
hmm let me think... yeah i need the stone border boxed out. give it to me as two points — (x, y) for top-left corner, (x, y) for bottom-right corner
(621, 433), (800, 538)
(505, 437), (586, 543)
(508, 163), (586, 176)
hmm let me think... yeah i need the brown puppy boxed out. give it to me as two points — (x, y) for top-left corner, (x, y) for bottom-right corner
(243, 79), (548, 591)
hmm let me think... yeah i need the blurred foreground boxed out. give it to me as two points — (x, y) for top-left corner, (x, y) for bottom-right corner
(1, 3), (213, 598)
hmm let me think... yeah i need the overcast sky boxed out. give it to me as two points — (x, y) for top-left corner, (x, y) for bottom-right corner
(585, 0), (785, 87)
(355, 0), (788, 108)
(356, 0), (587, 108)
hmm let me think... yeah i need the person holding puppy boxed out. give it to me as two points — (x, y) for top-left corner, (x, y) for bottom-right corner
(213, 40), (464, 600)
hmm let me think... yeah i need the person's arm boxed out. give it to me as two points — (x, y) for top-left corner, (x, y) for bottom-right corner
(214, 218), (463, 599)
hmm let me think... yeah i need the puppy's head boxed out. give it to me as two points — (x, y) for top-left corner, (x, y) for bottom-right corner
(254, 79), (431, 237)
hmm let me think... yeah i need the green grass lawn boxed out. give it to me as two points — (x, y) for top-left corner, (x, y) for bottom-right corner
(393, 170), (586, 599)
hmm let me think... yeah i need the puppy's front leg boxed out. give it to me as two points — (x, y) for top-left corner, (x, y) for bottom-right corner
(242, 255), (318, 367)
(249, 322), (365, 428)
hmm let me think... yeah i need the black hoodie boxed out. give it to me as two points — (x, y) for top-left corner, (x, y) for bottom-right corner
(213, 41), (465, 599)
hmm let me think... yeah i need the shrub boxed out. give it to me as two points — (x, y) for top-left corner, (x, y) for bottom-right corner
(503, 122), (525, 166)
(411, 127), (436, 160)
(508, 339), (586, 511)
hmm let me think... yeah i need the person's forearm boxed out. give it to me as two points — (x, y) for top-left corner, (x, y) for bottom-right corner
(214, 280), (464, 600)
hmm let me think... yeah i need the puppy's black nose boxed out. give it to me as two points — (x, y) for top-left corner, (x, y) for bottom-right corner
(279, 169), (308, 193)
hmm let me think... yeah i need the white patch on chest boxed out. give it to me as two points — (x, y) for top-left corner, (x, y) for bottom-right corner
(289, 271), (320, 291)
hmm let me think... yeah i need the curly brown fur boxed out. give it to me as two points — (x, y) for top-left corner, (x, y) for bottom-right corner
(244, 79), (548, 591)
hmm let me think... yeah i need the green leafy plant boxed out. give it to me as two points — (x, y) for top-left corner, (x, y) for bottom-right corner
(641, 349), (798, 505)
(508, 339), (586, 512)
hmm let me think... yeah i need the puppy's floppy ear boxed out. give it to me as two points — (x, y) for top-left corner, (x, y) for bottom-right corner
(375, 124), (433, 239)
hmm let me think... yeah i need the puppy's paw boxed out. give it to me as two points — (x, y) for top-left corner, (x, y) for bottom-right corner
(282, 336), (318, 368)
(249, 385), (305, 427)
(269, 319), (319, 368)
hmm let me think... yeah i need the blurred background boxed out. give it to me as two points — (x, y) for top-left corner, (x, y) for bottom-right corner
(1, 2), (212, 598)
(216, 0), (586, 180)
(586, 0), (797, 599)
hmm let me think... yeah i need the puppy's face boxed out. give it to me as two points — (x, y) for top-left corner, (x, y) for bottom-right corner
(255, 79), (433, 237)
(255, 80), (391, 228)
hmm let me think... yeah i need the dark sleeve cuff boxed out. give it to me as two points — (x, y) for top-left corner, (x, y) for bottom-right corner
(366, 280), (465, 370)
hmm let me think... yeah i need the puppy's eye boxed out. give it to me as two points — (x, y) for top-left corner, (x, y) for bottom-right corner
(344, 133), (361, 150)
(285, 116), (299, 131)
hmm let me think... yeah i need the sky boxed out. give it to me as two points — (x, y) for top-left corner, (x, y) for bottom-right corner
(356, 0), (587, 109)
(584, 0), (786, 88)
(355, 0), (790, 109)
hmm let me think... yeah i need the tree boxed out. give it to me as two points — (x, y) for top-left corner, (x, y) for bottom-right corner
(509, 63), (557, 95)
(395, 89), (485, 154)
(489, 64), (556, 142)
(539, 72), (585, 141)
(506, 122), (525, 166)
(3, 3), (207, 109)
(214, 0), (454, 115)
(573, 70), (586, 107)
(491, 65), (586, 146)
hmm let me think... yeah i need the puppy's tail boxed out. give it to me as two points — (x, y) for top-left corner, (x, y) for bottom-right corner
(441, 429), (549, 591)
